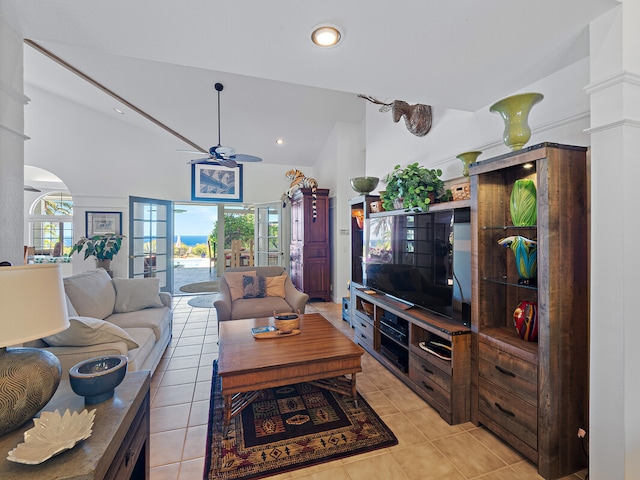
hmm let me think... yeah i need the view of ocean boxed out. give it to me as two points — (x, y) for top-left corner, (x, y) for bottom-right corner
(174, 235), (209, 246)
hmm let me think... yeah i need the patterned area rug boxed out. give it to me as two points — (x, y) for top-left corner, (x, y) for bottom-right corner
(204, 362), (397, 480)
(187, 294), (219, 308)
(180, 280), (219, 293)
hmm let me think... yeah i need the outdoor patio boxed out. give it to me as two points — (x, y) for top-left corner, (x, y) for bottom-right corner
(172, 258), (219, 296)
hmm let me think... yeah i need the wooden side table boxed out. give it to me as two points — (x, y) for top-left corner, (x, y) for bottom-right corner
(0, 370), (150, 480)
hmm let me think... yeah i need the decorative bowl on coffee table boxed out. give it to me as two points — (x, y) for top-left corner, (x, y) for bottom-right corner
(69, 355), (128, 405)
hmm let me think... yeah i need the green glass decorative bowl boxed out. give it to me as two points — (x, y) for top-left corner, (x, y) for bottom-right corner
(350, 177), (379, 195)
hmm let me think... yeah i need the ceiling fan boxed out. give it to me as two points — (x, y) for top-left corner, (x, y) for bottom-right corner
(180, 83), (263, 168)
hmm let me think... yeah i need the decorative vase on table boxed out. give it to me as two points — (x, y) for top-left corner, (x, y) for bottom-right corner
(497, 236), (537, 285)
(510, 179), (537, 226)
(456, 151), (482, 177)
(96, 259), (113, 277)
(490, 92), (544, 151)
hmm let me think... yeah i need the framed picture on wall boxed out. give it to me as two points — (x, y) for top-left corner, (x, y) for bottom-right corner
(191, 163), (243, 202)
(86, 211), (122, 237)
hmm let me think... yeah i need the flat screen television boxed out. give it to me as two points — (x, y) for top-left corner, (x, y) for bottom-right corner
(363, 207), (471, 326)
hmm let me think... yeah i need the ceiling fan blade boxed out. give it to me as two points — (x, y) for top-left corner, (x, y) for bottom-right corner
(234, 154), (263, 163)
(219, 158), (238, 168)
(187, 157), (218, 165)
(178, 149), (207, 155)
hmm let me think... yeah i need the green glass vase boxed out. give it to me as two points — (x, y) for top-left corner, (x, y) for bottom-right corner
(510, 179), (537, 226)
(490, 93), (543, 151)
(456, 151), (482, 177)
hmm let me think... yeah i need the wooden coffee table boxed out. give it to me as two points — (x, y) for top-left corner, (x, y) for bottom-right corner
(217, 313), (364, 435)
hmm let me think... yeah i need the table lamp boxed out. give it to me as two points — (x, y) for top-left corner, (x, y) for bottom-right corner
(0, 263), (69, 436)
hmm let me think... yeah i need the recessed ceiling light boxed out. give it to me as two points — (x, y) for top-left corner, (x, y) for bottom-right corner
(310, 24), (343, 48)
(275, 138), (285, 145)
(113, 108), (124, 114)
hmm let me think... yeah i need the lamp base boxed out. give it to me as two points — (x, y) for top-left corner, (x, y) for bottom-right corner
(0, 347), (62, 436)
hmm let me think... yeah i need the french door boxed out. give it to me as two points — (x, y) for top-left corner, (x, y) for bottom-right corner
(254, 201), (289, 271)
(128, 196), (173, 292)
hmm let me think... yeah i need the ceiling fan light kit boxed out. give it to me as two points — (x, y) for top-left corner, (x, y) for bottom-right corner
(182, 82), (263, 168)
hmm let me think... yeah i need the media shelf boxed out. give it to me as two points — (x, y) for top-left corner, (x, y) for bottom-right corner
(352, 287), (471, 424)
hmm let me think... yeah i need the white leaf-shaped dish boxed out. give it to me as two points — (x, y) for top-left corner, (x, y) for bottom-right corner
(7, 408), (96, 465)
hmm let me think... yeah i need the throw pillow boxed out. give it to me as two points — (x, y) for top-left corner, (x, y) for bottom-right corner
(242, 274), (266, 298)
(43, 316), (139, 350)
(225, 270), (256, 301)
(265, 275), (287, 298)
(65, 293), (79, 317)
(112, 277), (163, 313)
(63, 269), (116, 320)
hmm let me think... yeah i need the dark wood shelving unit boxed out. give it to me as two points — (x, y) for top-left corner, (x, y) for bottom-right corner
(469, 143), (589, 480)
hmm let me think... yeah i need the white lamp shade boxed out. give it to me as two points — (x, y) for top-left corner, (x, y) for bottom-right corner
(0, 264), (69, 347)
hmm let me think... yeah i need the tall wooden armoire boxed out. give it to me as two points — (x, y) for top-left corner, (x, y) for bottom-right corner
(289, 188), (331, 301)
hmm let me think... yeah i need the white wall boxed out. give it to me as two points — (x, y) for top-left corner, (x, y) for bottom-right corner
(588, 3), (640, 478)
(0, 16), (27, 266)
(314, 121), (366, 303)
(364, 57), (592, 186)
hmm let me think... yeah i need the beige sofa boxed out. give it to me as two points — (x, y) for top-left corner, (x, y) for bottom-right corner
(27, 269), (172, 379)
(214, 266), (309, 321)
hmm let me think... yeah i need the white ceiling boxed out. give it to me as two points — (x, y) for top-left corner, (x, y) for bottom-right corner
(1, 0), (617, 170)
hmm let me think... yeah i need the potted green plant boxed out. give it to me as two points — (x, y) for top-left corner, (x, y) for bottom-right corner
(381, 163), (445, 212)
(70, 234), (125, 271)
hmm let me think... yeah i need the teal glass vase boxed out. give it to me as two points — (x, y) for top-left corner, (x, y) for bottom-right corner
(510, 179), (537, 226)
(498, 235), (537, 285)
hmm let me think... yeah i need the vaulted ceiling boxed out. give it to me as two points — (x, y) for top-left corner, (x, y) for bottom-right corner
(1, 0), (617, 168)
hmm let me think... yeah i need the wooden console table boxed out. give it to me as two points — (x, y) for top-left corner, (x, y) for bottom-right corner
(0, 370), (150, 480)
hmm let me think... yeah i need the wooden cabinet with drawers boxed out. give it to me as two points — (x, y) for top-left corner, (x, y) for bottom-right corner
(469, 143), (589, 479)
(352, 288), (471, 424)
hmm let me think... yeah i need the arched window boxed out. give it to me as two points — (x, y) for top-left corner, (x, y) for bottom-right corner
(30, 192), (74, 256)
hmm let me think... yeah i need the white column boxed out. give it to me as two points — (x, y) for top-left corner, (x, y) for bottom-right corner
(587, 2), (640, 478)
(0, 17), (28, 266)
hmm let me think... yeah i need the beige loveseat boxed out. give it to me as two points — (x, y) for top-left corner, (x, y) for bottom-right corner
(27, 269), (172, 379)
(214, 266), (309, 321)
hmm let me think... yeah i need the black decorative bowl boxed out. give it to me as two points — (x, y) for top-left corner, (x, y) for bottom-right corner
(69, 355), (128, 405)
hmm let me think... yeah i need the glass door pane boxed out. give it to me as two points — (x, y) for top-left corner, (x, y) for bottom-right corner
(254, 202), (284, 267)
(129, 196), (173, 292)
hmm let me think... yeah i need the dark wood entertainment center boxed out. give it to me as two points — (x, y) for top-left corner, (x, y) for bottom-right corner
(349, 196), (472, 424)
(349, 143), (589, 480)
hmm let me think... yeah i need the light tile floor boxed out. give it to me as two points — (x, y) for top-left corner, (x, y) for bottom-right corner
(149, 297), (588, 480)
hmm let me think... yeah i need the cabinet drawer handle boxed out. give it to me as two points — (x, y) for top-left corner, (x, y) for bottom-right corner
(360, 321), (368, 328)
(421, 364), (434, 375)
(421, 381), (434, 391)
(361, 333), (368, 340)
(495, 365), (516, 377)
(494, 402), (516, 417)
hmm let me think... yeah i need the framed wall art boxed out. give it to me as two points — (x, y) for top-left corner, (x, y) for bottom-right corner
(191, 163), (243, 202)
(86, 211), (122, 237)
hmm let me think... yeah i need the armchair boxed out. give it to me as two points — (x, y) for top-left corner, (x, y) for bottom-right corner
(214, 266), (308, 322)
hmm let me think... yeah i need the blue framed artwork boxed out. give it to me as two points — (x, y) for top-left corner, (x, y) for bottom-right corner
(86, 211), (122, 237)
(191, 163), (243, 202)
